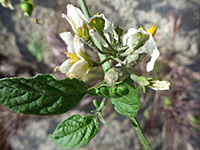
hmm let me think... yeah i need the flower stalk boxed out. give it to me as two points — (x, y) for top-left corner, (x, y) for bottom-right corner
(93, 56), (114, 66)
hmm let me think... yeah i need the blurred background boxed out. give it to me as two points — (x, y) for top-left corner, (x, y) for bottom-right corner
(0, 0), (200, 150)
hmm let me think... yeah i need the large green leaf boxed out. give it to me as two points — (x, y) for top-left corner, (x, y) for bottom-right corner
(49, 114), (99, 149)
(111, 77), (140, 117)
(0, 74), (88, 115)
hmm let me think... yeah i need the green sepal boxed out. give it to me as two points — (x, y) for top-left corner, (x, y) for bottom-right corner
(93, 99), (100, 108)
(115, 25), (124, 37)
(0, 74), (88, 115)
(49, 114), (99, 149)
(88, 17), (105, 32)
(111, 77), (141, 117)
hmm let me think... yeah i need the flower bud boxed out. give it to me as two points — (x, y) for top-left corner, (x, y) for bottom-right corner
(104, 67), (125, 85)
(20, 1), (34, 17)
(130, 74), (151, 92)
(148, 80), (170, 91)
(130, 74), (170, 91)
(93, 99), (100, 108)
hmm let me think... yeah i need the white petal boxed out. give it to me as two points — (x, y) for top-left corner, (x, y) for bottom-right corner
(64, 4), (87, 34)
(149, 81), (170, 91)
(62, 13), (76, 33)
(60, 32), (75, 53)
(73, 35), (85, 59)
(146, 47), (160, 72)
(144, 34), (160, 72)
(68, 60), (89, 78)
(100, 14), (118, 40)
(55, 60), (73, 74)
(123, 28), (138, 46)
(67, 5), (82, 27)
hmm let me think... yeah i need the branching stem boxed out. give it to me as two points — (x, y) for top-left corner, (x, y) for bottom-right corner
(93, 56), (114, 66)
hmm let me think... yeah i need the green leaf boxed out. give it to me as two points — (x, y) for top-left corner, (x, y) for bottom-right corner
(0, 74), (88, 115)
(111, 77), (140, 117)
(49, 114), (99, 149)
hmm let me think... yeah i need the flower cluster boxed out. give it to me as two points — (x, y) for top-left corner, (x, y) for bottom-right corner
(54, 4), (170, 91)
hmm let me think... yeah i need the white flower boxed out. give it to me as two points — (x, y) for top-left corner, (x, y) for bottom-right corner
(89, 14), (118, 47)
(123, 28), (160, 72)
(0, 0), (14, 10)
(148, 80), (170, 91)
(62, 4), (89, 40)
(54, 32), (91, 79)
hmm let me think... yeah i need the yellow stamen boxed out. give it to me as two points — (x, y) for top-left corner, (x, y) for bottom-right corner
(147, 22), (158, 37)
(61, 50), (80, 64)
(67, 53), (80, 64)
(94, 13), (99, 17)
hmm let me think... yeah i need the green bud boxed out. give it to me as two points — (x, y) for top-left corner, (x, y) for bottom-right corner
(20, 1), (33, 17)
(104, 67), (125, 85)
(115, 25), (124, 37)
(93, 99), (101, 108)
(130, 74), (152, 92)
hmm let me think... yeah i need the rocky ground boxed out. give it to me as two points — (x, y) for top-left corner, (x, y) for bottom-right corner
(0, 0), (200, 150)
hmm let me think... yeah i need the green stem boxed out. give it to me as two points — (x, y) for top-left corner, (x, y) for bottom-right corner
(93, 56), (114, 66)
(117, 45), (129, 52)
(99, 31), (115, 51)
(79, 0), (91, 18)
(129, 117), (151, 150)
